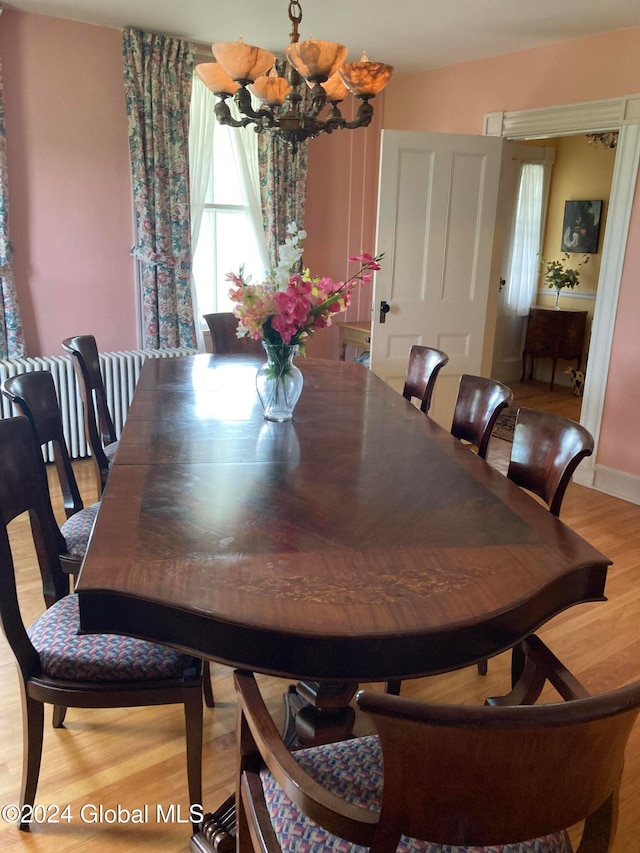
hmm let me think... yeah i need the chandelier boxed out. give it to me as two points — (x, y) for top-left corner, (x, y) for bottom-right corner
(586, 132), (618, 149)
(196, 0), (394, 146)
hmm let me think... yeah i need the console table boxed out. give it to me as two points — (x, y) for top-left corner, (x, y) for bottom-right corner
(337, 321), (371, 360)
(521, 307), (587, 390)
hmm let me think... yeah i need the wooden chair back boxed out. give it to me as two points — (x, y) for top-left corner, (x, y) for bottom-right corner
(508, 406), (594, 516)
(402, 345), (449, 413)
(0, 416), (69, 610)
(451, 374), (513, 459)
(235, 642), (640, 852)
(62, 335), (116, 492)
(2, 371), (84, 519)
(203, 313), (264, 356)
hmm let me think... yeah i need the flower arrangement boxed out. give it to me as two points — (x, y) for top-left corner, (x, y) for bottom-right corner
(226, 223), (382, 421)
(540, 252), (589, 293)
(227, 223), (383, 355)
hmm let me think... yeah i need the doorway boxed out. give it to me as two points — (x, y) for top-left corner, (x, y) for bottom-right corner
(493, 133), (617, 425)
(483, 97), (640, 492)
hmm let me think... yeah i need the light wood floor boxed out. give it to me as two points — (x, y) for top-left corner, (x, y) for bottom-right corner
(3, 397), (640, 851)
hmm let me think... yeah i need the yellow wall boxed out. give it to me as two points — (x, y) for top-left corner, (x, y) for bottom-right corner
(537, 136), (616, 328)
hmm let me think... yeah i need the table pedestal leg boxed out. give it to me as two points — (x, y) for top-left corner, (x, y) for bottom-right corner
(282, 680), (357, 747)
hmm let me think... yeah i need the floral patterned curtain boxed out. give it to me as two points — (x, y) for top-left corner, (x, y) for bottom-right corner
(123, 28), (196, 350)
(0, 58), (25, 360)
(257, 61), (309, 270)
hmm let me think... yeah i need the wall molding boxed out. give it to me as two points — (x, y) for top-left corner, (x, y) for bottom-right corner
(535, 289), (596, 302)
(575, 463), (640, 506)
(484, 94), (640, 138)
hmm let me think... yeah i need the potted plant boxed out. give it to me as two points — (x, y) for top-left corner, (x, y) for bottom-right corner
(540, 252), (589, 308)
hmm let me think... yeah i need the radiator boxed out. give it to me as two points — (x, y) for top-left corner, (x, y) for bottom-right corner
(0, 347), (197, 461)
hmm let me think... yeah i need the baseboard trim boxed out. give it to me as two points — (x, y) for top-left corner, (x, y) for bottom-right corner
(575, 462), (640, 505)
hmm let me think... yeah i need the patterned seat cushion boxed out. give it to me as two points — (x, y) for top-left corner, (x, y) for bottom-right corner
(105, 440), (119, 466)
(260, 735), (569, 853)
(60, 502), (100, 558)
(28, 594), (197, 682)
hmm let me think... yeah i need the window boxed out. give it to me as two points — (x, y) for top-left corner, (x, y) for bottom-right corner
(505, 162), (545, 315)
(192, 123), (265, 316)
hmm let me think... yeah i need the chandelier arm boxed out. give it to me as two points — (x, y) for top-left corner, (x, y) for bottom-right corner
(214, 99), (249, 128)
(234, 87), (277, 124)
(337, 99), (374, 130)
(319, 105), (346, 134)
(305, 83), (328, 120)
(214, 99), (269, 131)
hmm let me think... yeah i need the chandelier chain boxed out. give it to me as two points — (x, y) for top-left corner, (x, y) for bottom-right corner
(288, 1), (302, 44)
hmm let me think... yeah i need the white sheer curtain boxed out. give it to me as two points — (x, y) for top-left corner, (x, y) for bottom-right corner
(189, 75), (215, 350)
(189, 75), (269, 347)
(227, 100), (270, 275)
(505, 162), (544, 316)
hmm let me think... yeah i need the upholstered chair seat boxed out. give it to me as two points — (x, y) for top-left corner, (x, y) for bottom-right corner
(104, 440), (119, 465)
(259, 734), (569, 853)
(28, 594), (198, 683)
(59, 503), (100, 558)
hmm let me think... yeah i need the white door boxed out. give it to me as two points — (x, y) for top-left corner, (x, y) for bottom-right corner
(491, 144), (555, 384)
(371, 130), (504, 427)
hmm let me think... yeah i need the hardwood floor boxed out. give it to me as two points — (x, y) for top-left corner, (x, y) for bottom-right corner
(507, 376), (582, 421)
(3, 429), (640, 851)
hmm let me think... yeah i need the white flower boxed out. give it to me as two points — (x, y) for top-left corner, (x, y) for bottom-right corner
(273, 223), (306, 289)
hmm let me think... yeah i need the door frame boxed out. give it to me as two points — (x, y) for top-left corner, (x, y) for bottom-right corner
(484, 95), (640, 491)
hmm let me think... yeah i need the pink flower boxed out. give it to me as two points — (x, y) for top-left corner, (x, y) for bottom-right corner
(348, 252), (381, 271)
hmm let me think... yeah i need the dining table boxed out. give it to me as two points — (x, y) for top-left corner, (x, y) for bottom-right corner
(76, 352), (611, 852)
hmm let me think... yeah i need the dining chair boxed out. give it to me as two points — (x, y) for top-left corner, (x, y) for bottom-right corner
(62, 338), (217, 707)
(508, 406), (594, 517)
(203, 312), (264, 356)
(234, 634), (640, 853)
(387, 403), (594, 687)
(1, 370), (100, 582)
(450, 373), (513, 459)
(61, 335), (118, 496)
(472, 406), (595, 677)
(402, 345), (449, 413)
(0, 415), (203, 830)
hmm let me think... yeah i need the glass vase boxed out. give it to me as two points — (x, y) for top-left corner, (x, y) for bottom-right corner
(256, 342), (304, 422)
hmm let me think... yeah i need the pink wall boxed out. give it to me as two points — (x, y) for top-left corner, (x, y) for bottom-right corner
(0, 11), (136, 357)
(381, 26), (640, 477)
(303, 98), (382, 359)
(383, 28), (640, 133)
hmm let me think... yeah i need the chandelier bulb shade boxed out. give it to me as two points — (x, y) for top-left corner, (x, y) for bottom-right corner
(201, 0), (394, 147)
(285, 39), (348, 82)
(212, 38), (276, 84)
(250, 70), (291, 107)
(316, 71), (349, 104)
(195, 62), (239, 96)
(339, 52), (395, 98)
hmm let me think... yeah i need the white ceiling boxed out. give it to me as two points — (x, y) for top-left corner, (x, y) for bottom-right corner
(3, 0), (640, 76)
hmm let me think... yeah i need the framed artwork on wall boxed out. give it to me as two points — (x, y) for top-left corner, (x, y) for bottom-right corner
(561, 200), (602, 254)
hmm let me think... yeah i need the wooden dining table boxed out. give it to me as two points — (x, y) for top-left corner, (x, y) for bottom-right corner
(76, 352), (610, 851)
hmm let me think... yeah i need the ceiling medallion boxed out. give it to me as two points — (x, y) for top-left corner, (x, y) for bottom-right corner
(196, 0), (394, 147)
